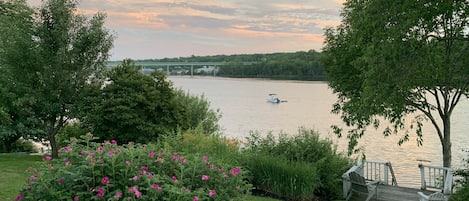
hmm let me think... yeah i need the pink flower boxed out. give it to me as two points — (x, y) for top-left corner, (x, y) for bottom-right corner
(133, 176), (138, 181)
(134, 189), (141, 198)
(101, 176), (109, 185)
(141, 166), (148, 172)
(108, 150), (115, 157)
(202, 156), (209, 164)
(47, 164), (53, 169)
(97, 146), (104, 152)
(65, 161), (71, 166)
(115, 191), (123, 199)
(209, 189), (217, 197)
(58, 178), (64, 184)
(87, 152), (94, 158)
(80, 149), (86, 154)
(151, 183), (163, 191)
(202, 175), (210, 181)
(125, 160), (131, 166)
(148, 152), (155, 158)
(73, 195), (80, 201)
(193, 196), (199, 201)
(172, 176), (178, 181)
(14, 193), (24, 201)
(128, 186), (137, 192)
(43, 156), (52, 161)
(96, 187), (105, 198)
(147, 173), (153, 178)
(111, 139), (117, 144)
(230, 167), (241, 176)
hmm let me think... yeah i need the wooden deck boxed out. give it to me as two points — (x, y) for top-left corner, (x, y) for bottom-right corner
(349, 185), (438, 201)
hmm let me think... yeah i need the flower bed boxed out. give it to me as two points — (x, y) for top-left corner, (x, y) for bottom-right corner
(16, 134), (251, 200)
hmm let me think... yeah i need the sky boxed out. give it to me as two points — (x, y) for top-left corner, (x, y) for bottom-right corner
(27, 0), (345, 61)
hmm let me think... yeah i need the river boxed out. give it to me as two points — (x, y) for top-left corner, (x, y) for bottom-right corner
(169, 76), (468, 187)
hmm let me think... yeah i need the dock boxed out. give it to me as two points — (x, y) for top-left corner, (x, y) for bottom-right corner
(343, 161), (453, 201)
(349, 185), (438, 201)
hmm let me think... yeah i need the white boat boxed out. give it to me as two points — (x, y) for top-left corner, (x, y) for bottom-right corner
(267, 94), (281, 103)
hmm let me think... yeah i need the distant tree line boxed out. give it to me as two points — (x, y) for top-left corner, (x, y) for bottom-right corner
(140, 50), (326, 81)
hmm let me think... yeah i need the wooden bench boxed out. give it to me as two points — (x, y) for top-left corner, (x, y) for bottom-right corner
(417, 192), (448, 201)
(346, 171), (380, 201)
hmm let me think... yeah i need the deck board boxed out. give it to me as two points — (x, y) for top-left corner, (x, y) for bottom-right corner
(348, 185), (439, 201)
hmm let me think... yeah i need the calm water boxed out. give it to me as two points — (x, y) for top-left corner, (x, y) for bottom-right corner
(169, 76), (469, 187)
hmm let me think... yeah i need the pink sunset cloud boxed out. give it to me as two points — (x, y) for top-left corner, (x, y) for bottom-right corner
(27, 0), (344, 60)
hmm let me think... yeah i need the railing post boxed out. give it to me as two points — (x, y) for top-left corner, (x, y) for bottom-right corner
(384, 163), (389, 185)
(419, 164), (426, 190)
(443, 169), (453, 195)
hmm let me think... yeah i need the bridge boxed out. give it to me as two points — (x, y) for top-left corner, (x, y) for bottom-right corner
(343, 160), (455, 201)
(107, 61), (256, 76)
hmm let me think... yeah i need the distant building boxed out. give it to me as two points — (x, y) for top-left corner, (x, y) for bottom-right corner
(195, 66), (218, 75)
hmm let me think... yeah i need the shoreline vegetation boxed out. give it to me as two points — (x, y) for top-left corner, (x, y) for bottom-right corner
(2, 129), (351, 201)
(108, 50), (327, 81)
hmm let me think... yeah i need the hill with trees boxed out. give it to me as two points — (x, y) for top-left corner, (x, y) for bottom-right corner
(134, 50), (326, 81)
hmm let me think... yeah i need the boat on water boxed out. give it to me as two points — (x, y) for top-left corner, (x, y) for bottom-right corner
(267, 94), (283, 103)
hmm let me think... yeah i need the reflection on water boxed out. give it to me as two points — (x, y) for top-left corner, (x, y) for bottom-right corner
(169, 76), (468, 187)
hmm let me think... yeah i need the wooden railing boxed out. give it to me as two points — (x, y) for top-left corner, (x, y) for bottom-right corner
(363, 161), (398, 186)
(342, 160), (397, 198)
(419, 164), (453, 195)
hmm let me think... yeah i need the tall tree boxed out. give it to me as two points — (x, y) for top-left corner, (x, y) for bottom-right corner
(0, 0), (113, 157)
(0, 0), (44, 152)
(75, 59), (189, 144)
(321, 0), (469, 167)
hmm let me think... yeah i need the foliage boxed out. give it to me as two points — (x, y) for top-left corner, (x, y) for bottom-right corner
(16, 133), (252, 201)
(0, 0), (114, 158)
(321, 0), (469, 167)
(76, 59), (188, 144)
(449, 183), (469, 201)
(119, 50), (326, 81)
(218, 50), (325, 80)
(0, 138), (37, 153)
(0, 154), (42, 200)
(244, 129), (352, 200)
(173, 89), (222, 135)
(452, 150), (469, 200)
(245, 154), (317, 201)
(55, 122), (88, 148)
(0, 0), (44, 153)
(159, 131), (244, 167)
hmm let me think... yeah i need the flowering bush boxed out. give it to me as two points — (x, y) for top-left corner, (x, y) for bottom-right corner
(16, 134), (251, 200)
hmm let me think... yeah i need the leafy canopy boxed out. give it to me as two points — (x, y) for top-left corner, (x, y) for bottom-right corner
(76, 59), (189, 144)
(0, 0), (114, 156)
(321, 0), (469, 166)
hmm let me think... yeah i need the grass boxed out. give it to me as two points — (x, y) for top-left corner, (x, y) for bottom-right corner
(0, 154), (42, 201)
(0, 154), (281, 201)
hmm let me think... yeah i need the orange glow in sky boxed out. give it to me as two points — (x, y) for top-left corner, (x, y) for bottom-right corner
(27, 0), (344, 60)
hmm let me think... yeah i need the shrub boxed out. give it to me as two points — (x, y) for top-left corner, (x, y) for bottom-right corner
(55, 122), (88, 148)
(451, 150), (469, 201)
(16, 133), (252, 201)
(1, 138), (38, 153)
(75, 61), (189, 144)
(244, 128), (352, 200)
(245, 154), (317, 201)
(155, 130), (245, 169)
(173, 88), (222, 135)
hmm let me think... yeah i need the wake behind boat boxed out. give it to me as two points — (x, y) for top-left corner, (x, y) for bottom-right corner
(267, 94), (287, 103)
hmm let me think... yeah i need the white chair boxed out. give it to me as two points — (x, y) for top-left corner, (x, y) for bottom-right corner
(417, 192), (447, 201)
(346, 171), (379, 201)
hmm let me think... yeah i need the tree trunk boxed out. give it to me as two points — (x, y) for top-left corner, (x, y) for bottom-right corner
(1, 141), (9, 153)
(49, 131), (58, 158)
(442, 115), (451, 168)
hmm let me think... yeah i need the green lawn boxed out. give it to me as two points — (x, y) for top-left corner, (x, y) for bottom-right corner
(0, 154), (281, 201)
(0, 154), (42, 201)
